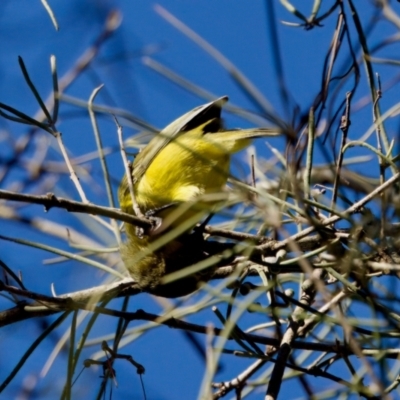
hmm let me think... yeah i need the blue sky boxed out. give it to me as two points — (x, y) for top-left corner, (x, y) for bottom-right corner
(0, 1), (399, 399)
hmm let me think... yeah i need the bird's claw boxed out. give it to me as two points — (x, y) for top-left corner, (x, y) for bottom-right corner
(136, 212), (163, 238)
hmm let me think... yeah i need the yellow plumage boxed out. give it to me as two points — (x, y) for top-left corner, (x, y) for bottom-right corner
(118, 96), (280, 297)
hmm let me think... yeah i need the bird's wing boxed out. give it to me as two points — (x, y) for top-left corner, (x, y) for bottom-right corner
(132, 96), (229, 183)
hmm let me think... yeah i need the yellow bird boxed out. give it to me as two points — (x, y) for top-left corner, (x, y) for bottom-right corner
(119, 96), (280, 297)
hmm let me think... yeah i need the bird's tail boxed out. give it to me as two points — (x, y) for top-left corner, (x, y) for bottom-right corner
(216, 128), (281, 141)
(208, 127), (281, 153)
